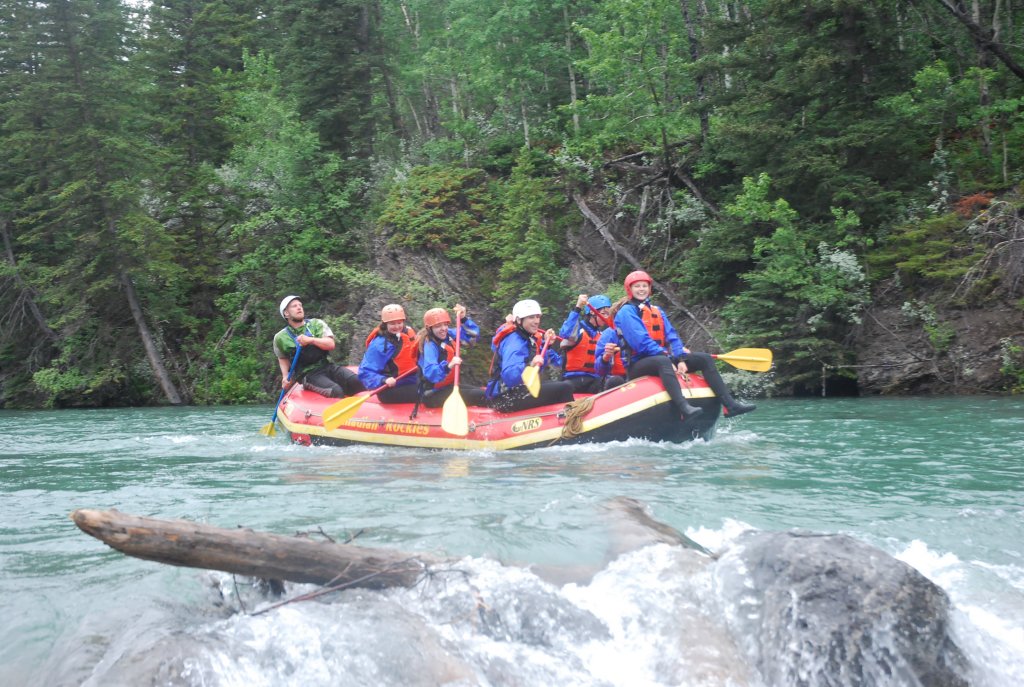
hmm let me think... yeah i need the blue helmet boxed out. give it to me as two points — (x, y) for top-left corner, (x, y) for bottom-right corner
(588, 294), (612, 311)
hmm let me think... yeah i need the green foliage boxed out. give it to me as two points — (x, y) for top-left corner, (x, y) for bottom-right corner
(999, 338), (1024, 394)
(721, 177), (869, 385)
(867, 213), (979, 285)
(378, 165), (497, 261)
(192, 338), (265, 405)
(492, 148), (573, 310)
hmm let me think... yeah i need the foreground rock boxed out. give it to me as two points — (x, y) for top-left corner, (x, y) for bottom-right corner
(714, 530), (969, 687)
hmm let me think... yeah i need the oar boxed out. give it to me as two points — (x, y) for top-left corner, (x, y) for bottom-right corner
(586, 304), (615, 330)
(322, 367), (418, 431)
(441, 313), (469, 436)
(260, 341), (302, 437)
(521, 335), (552, 398)
(711, 348), (773, 372)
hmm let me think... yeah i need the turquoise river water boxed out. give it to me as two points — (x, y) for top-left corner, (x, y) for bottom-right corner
(1, 396), (1022, 686)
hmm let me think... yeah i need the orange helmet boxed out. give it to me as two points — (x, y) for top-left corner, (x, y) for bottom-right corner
(624, 270), (652, 296)
(423, 308), (451, 327)
(380, 304), (406, 323)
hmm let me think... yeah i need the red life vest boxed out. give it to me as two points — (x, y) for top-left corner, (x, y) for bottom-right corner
(365, 326), (418, 376)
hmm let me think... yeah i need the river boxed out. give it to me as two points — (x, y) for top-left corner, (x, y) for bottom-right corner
(1, 396), (1022, 686)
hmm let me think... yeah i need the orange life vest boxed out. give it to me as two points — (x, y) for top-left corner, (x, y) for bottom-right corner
(640, 304), (667, 350)
(564, 329), (599, 375)
(431, 336), (457, 389)
(365, 326), (418, 376)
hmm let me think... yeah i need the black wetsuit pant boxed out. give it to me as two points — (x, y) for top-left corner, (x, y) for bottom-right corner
(302, 365), (364, 398)
(377, 383), (422, 404)
(423, 385), (488, 408)
(565, 374), (626, 394)
(488, 380), (575, 413)
(627, 355), (691, 415)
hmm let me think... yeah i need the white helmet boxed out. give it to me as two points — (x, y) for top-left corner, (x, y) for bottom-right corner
(511, 299), (542, 320)
(279, 295), (301, 318)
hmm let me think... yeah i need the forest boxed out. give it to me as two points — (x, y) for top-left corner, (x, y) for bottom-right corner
(1, 0), (1023, 408)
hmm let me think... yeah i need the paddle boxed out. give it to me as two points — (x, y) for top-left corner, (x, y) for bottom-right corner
(260, 339), (302, 437)
(322, 367), (418, 431)
(440, 313), (469, 436)
(711, 348), (773, 372)
(521, 334), (552, 398)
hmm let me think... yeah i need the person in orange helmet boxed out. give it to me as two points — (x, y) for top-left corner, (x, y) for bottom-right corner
(358, 303), (421, 404)
(416, 304), (487, 408)
(614, 271), (756, 419)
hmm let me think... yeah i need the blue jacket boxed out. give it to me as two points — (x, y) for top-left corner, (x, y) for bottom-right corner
(613, 299), (684, 368)
(594, 328), (623, 377)
(358, 331), (417, 389)
(485, 328), (561, 398)
(418, 318), (480, 386)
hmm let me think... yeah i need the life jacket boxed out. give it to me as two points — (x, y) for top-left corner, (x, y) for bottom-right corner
(286, 323), (328, 372)
(603, 334), (628, 377)
(639, 303), (667, 349)
(428, 333), (457, 389)
(487, 323), (544, 393)
(616, 300), (667, 368)
(563, 328), (599, 375)
(365, 326), (418, 377)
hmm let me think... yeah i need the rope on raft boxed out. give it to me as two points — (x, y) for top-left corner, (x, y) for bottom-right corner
(557, 395), (597, 442)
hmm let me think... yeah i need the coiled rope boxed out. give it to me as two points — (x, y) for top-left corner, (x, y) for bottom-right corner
(557, 395), (597, 442)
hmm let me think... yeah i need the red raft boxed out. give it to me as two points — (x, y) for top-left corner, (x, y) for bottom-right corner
(276, 373), (722, 451)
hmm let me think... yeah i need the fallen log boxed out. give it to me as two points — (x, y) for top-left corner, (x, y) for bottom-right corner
(70, 509), (441, 589)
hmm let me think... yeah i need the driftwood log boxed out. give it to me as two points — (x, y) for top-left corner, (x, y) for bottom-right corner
(70, 509), (441, 589)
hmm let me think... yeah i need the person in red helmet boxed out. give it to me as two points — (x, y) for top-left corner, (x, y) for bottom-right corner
(358, 303), (421, 403)
(416, 304), (487, 408)
(273, 295), (364, 398)
(614, 271), (756, 419)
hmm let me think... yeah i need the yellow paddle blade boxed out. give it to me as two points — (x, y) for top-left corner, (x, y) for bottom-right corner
(322, 394), (369, 431)
(715, 347), (773, 372)
(440, 387), (469, 436)
(521, 365), (541, 398)
(259, 421), (277, 437)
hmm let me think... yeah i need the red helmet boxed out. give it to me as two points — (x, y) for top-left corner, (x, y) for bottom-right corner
(380, 304), (406, 323)
(624, 270), (652, 296)
(423, 308), (451, 327)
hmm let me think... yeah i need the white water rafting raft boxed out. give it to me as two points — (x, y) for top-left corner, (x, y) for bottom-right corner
(276, 372), (722, 450)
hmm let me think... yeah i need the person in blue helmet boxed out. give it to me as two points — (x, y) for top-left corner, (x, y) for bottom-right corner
(273, 295), (364, 398)
(557, 293), (626, 393)
(485, 299), (575, 412)
(615, 271), (755, 420)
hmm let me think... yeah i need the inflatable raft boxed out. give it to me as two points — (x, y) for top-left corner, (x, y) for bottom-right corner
(276, 373), (721, 450)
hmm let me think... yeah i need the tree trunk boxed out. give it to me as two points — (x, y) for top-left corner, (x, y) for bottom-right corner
(117, 264), (184, 405)
(932, 0), (1024, 81)
(70, 508), (441, 589)
(572, 193), (719, 344)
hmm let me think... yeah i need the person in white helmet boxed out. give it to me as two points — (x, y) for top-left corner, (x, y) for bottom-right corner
(484, 299), (574, 412)
(272, 295), (363, 398)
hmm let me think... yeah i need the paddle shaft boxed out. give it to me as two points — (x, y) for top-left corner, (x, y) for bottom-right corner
(452, 313), (462, 385)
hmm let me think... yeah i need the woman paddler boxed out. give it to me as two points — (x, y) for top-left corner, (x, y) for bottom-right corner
(358, 303), (421, 404)
(417, 304), (487, 408)
(614, 270), (756, 420)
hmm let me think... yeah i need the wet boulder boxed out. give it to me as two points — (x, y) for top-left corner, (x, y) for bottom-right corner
(713, 531), (969, 687)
